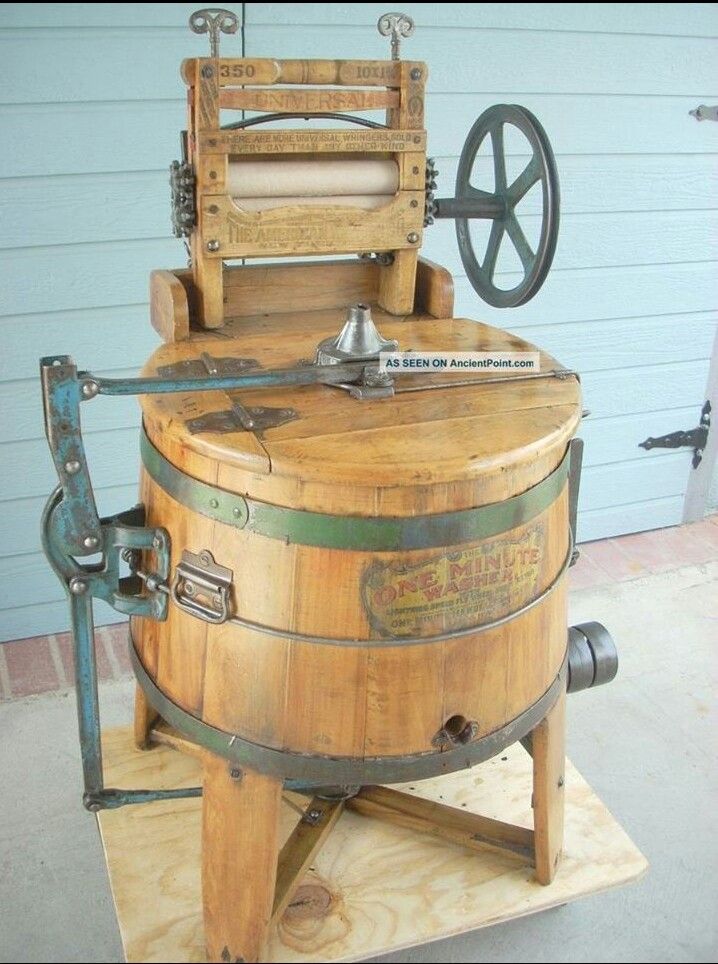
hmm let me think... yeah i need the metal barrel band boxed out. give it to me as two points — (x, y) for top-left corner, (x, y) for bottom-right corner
(218, 534), (574, 647)
(140, 426), (570, 551)
(130, 637), (567, 785)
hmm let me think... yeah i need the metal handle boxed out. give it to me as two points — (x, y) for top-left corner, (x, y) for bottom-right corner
(189, 8), (239, 57)
(377, 12), (415, 60)
(171, 549), (233, 624)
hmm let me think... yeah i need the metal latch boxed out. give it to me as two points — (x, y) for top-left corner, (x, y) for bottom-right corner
(171, 549), (233, 623)
(639, 401), (711, 468)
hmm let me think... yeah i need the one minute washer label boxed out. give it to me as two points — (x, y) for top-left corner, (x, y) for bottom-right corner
(361, 522), (546, 638)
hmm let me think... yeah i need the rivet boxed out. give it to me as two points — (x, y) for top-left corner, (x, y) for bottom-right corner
(407, 232), (419, 243)
(207, 240), (220, 252)
(410, 67), (422, 80)
(81, 380), (99, 398)
(232, 506), (242, 518)
(69, 578), (88, 595)
(65, 459), (81, 475)
(201, 64), (214, 78)
(209, 497), (219, 508)
(83, 535), (99, 550)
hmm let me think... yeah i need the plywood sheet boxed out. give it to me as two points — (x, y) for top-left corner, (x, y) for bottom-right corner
(97, 726), (647, 963)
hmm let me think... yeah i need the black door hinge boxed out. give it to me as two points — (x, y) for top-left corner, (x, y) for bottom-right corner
(639, 401), (711, 469)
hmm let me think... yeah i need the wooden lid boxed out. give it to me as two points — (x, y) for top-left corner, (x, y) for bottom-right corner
(140, 306), (581, 510)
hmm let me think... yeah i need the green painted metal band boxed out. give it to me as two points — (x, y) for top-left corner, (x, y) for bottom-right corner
(140, 427), (569, 551)
(130, 633), (567, 785)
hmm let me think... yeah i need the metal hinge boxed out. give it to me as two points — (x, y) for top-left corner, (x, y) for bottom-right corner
(171, 549), (233, 624)
(639, 401), (711, 469)
(689, 105), (718, 122)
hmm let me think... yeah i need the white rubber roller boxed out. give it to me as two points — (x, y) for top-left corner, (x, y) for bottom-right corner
(227, 158), (399, 198)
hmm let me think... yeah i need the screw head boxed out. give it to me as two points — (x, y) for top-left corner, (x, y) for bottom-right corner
(208, 204), (219, 214)
(410, 67), (422, 80)
(207, 239), (220, 252)
(407, 232), (419, 243)
(183, 581), (195, 596)
(69, 578), (88, 595)
(229, 766), (242, 781)
(65, 459), (81, 475)
(410, 199), (418, 208)
(201, 64), (214, 78)
(232, 506), (242, 518)
(209, 497), (219, 508)
(558, 776), (565, 788)
(152, 534), (162, 550)
(83, 535), (99, 550)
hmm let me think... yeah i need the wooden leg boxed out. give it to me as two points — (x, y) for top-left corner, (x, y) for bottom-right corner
(202, 756), (282, 963)
(133, 683), (159, 750)
(531, 689), (566, 884)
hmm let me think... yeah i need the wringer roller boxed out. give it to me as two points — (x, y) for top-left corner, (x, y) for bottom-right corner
(40, 10), (617, 962)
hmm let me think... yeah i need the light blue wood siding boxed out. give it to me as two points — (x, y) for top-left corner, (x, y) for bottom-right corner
(0, 3), (717, 641)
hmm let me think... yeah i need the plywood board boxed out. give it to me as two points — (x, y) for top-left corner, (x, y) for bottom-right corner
(97, 727), (647, 963)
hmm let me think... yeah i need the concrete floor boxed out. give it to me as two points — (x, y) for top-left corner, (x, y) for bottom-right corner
(0, 561), (716, 964)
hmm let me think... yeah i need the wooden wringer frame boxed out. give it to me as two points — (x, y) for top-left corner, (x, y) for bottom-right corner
(39, 9), (618, 963)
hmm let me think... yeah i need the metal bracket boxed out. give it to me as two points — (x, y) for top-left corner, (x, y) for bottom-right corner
(172, 549), (233, 624)
(639, 401), (711, 468)
(568, 437), (584, 566)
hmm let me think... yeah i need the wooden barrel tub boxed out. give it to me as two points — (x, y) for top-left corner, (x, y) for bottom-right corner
(132, 307), (580, 777)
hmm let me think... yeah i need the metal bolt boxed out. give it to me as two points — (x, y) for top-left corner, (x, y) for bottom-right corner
(232, 506), (242, 518)
(83, 535), (99, 550)
(152, 535), (162, 550)
(184, 581), (195, 596)
(407, 232), (419, 243)
(69, 578), (88, 595)
(65, 459), (81, 475)
(207, 240), (220, 252)
(303, 807), (322, 825)
(81, 380), (99, 399)
(201, 64), (214, 78)
(410, 67), (422, 80)
(229, 766), (242, 781)
(209, 497), (219, 508)
(213, 594), (223, 609)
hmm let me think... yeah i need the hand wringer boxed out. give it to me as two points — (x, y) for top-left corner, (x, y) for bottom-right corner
(40, 10), (617, 962)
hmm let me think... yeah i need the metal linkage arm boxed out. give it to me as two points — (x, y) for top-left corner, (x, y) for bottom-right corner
(40, 356), (201, 812)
